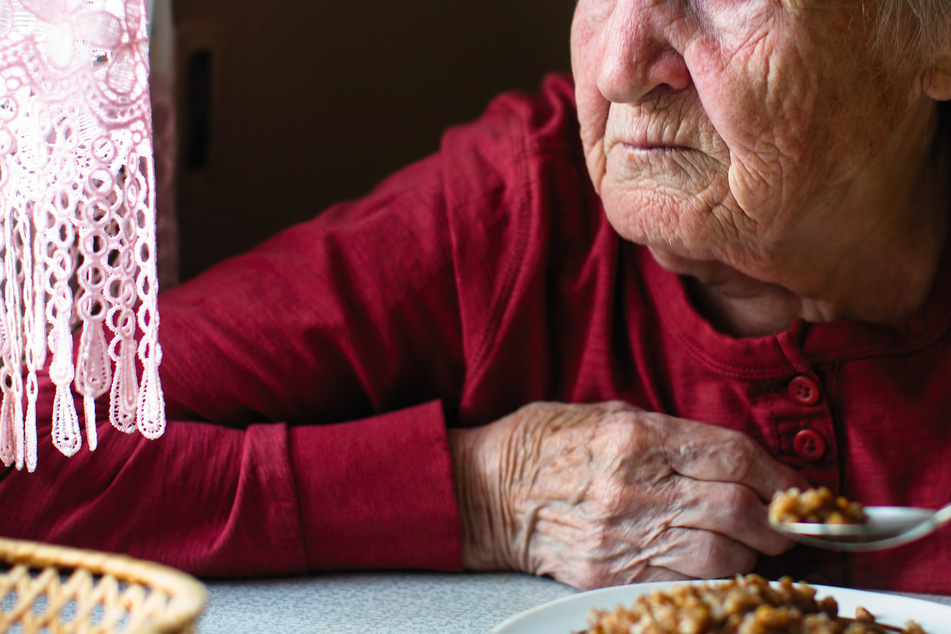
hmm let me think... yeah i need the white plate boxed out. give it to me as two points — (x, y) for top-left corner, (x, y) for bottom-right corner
(490, 580), (951, 633)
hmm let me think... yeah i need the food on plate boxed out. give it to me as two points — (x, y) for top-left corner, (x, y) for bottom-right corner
(576, 574), (926, 633)
(769, 487), (868, 525)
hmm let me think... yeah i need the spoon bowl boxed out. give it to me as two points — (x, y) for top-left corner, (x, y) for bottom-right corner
(770, 503), (951, 552)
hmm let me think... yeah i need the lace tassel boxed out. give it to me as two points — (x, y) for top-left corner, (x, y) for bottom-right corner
(110, 337), (138, 433)
(49, 321), (80, 457)
(24, 386), (36, 471)
(76, 319), (111, 395)
(84, 393), (97, 451)
(51, 382), (81, 457)
(136, 343), (164, 439)
(11, 375), (23, 471)
(0, 379), (25, 470)
(75, 319), (110, 449)
(0, 383), (14, 468)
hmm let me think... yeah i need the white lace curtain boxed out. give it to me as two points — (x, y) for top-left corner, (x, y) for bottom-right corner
(0, 0), (165, 471)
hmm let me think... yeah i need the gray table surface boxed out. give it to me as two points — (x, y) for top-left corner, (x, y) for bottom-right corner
(195, 572), (951, 633)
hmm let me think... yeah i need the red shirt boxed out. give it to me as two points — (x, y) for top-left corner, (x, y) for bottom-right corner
(2, 74), (950, 593)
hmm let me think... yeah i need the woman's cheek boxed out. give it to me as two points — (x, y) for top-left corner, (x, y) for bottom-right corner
(688, 67), (791, 220)
(726, 155), (780, 220)
(578, 106), (609, 193)
(572, 63), (611, 190)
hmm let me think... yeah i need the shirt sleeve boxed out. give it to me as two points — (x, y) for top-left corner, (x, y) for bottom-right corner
(0, 153), (466, 577)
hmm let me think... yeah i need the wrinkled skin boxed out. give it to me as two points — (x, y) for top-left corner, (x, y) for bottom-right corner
(451, 402), (805, 590)
(450, 0), (951, 590)
(573, 0), (950, 332)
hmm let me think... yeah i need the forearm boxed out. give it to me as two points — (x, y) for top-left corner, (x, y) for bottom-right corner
(0, 387), (463, 577)
(0, 395), (307, 577)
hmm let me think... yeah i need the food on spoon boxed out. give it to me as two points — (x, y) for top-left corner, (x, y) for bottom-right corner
(576, 574), (926, 633)
(769, 486), (868, 525)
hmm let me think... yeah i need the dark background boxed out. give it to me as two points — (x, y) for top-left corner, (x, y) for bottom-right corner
(171, 0), (577, 280)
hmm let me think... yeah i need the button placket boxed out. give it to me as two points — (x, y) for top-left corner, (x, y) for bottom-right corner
(770, 331), (839, 488)
(771, 373), (837, 485)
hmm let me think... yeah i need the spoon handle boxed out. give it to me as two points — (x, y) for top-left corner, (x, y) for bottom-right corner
(791, 505), (950, 553)
(933, 501), (951, 526)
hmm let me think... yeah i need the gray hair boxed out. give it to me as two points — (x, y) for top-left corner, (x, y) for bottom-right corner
(873, 0), (951, 63)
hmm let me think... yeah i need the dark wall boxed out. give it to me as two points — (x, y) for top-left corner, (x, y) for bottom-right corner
(172, 0), (577, 280)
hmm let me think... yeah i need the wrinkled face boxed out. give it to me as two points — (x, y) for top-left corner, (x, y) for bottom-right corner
(571, 0), (930, 286)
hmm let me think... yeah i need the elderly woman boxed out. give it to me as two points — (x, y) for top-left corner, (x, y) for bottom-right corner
(1, 0), (949, 595)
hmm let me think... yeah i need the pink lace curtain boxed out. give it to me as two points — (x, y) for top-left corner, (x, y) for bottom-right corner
(0, 0), (166, 471)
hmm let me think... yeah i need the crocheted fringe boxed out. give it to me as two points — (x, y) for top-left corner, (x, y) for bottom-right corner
(0, 0), (166, 471)
(0, 181), (167, 471)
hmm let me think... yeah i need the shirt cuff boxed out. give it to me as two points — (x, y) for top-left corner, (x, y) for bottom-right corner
(289, 401), (462, 571)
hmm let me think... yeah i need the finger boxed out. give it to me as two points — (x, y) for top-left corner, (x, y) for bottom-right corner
(630, 565), (696, 584)
(659, 415), (809, 501)
(646, 527), (758, 580)
(667, 478), (794, 555)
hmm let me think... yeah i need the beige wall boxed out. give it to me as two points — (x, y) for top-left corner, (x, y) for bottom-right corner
(172, 0), (577, 280)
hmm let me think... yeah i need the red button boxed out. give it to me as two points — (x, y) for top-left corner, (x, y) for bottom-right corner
(788, 376), (821, 405)
(793, 429), (827, 462)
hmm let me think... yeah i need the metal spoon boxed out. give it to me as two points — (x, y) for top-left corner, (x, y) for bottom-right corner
(770, 503), (951, 552)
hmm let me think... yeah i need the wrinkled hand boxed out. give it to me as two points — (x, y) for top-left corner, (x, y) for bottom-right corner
(449, 401), (807, 590)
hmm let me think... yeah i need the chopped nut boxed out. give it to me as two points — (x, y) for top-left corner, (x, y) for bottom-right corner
(577, 574), (925, 633)
(769, 487), (868, 525)
(855, 606), (875, 622)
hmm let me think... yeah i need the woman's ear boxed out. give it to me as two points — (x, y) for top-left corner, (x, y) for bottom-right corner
(923, 51), (951, 101)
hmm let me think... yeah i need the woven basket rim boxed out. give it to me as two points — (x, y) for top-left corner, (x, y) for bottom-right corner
(0, 537), (207, 633)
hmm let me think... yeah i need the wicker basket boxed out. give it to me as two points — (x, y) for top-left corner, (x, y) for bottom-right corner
(0, 537), (207, 633)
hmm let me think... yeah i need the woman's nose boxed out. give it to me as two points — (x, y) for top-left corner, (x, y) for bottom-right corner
(596, 2), (691, 104)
